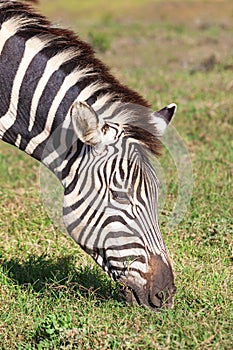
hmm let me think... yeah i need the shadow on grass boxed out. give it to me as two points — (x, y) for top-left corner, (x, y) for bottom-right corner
(1, 254), (122, 303)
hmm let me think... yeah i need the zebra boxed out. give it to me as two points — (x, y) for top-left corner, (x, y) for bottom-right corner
(0, 0), (177, 309)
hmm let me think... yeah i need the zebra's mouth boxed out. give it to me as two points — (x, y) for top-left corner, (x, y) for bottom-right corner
(120, 284), (175, 310)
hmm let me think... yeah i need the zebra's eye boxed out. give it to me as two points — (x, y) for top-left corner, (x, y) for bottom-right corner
(110, 190), (131, 205)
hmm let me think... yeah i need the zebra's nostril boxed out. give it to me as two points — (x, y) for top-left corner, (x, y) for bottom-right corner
(157, 291), (164, 300)
(148, 291), (163, 308)
(149, 288), (175, 309)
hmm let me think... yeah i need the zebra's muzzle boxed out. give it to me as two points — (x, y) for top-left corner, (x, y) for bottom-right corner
(119, 254), (176, 310)
(120, 284), (176, 310)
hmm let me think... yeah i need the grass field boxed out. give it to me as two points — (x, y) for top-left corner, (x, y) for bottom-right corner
(0, 0), (232, 349)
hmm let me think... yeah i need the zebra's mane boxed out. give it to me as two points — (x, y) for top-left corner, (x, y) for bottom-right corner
(0, 0), (161, 155)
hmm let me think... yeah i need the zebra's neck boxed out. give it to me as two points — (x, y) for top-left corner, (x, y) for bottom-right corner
(0, 23), (94, 161)
(0, 2), (150, 164)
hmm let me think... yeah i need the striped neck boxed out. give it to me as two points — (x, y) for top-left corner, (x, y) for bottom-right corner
(0, 1), (152, 163)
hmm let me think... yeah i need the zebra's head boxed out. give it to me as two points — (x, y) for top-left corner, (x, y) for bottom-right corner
(63, 100), (177, 310)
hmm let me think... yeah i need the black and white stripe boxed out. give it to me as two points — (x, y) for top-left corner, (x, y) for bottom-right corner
(0, 1), (177, 309)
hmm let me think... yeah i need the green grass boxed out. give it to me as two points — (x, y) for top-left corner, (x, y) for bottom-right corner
(0, 1), (233, 349)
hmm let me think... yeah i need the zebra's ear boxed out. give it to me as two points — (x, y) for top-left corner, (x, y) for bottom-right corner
(151, 103), (177, 136)
(70, 101), (103, 147)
